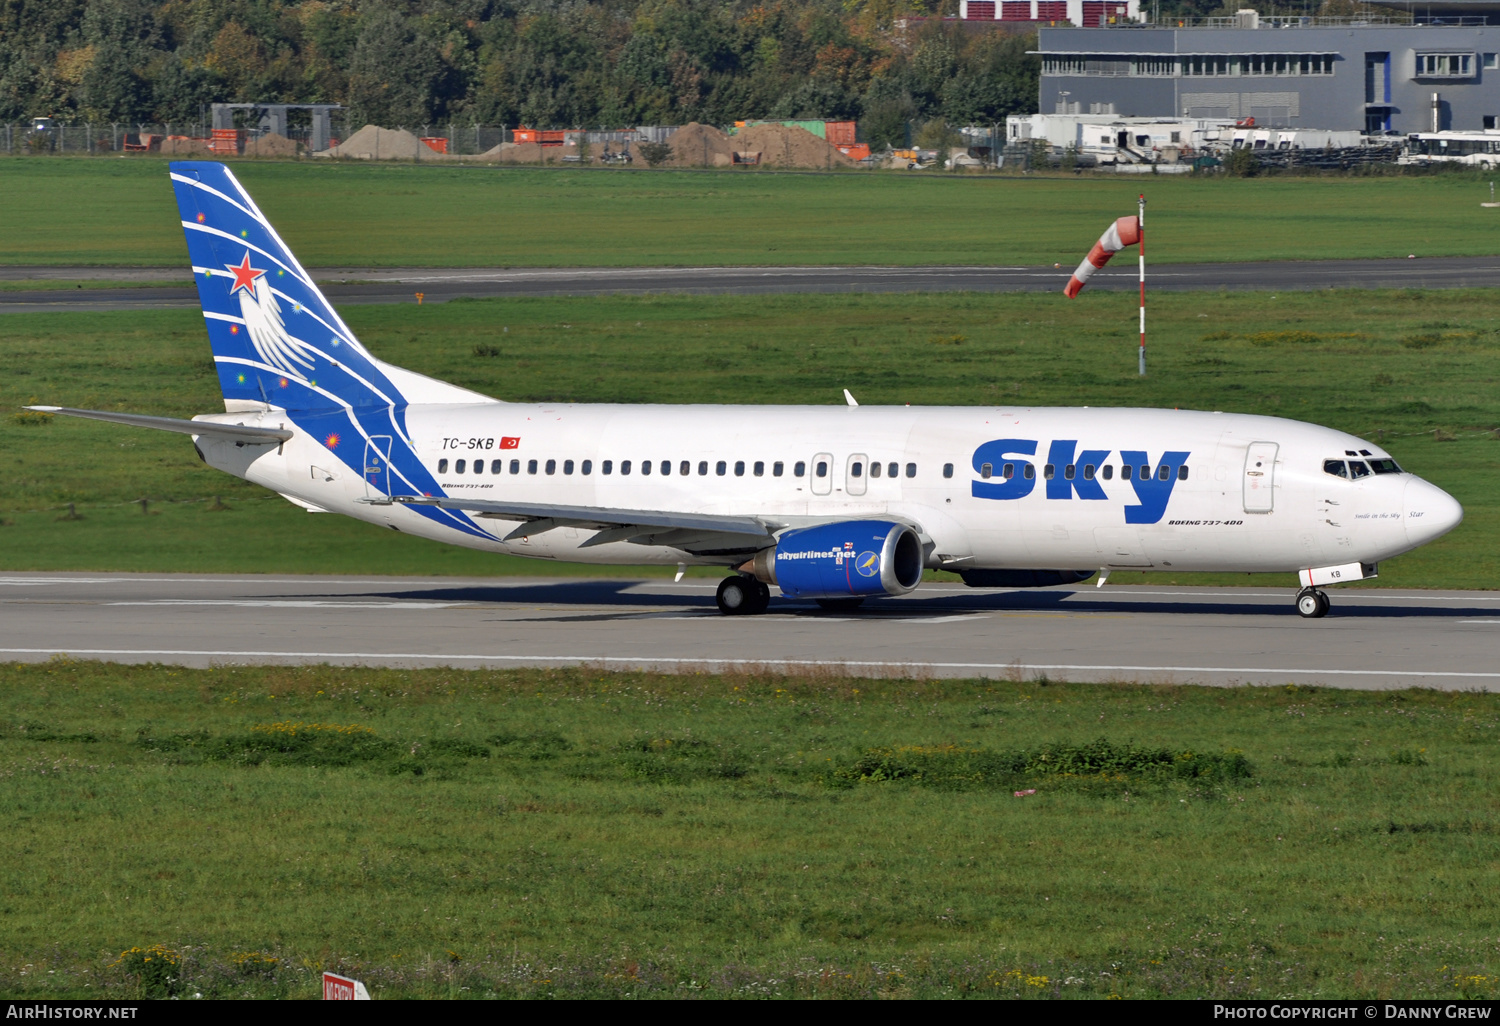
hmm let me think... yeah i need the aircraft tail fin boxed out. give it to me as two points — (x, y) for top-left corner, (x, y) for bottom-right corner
(169, 161), (494, 411)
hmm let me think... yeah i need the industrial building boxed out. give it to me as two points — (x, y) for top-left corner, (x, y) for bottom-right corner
(1035, 12), (1500, 133)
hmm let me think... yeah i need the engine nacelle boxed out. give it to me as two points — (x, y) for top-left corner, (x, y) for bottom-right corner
(749, 520), (924, 600)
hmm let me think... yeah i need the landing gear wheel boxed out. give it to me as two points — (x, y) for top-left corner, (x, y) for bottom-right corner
(815, 597), (865, 611)
(1296, 587), (1329, 619)
(717, 575), (769, 616)
(1316, 590), (1331, 617)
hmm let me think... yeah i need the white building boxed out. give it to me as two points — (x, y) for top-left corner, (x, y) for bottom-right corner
(959, 0), (1141, 27)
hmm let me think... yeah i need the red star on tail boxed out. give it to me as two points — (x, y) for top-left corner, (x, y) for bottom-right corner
(226, 251), (265, 295)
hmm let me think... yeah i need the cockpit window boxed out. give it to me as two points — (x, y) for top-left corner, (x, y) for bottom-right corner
(1369, 458), (1402, 474)
(1348, 461), (1371, 479)
(1323, 459), (1349, 478)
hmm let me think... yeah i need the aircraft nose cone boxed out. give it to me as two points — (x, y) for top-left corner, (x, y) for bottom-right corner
(1404, 476), (1463, 546)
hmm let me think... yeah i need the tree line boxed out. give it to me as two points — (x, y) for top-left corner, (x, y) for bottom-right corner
(0, 0), (1042, 148)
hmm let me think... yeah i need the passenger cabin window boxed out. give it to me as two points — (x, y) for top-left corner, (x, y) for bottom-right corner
(582, 460), (593, 475)
(1177, 465), (1189, 481)
(870, 462), (882, 478)
(527, 459), (538, 474)
(906, 463), (916, 478)
(754, 461), (764, 477)
(641, 460), (651, 475)
(1139, 464), (1150, 480)
(680, 461), (690, 476)
(716, 460), (727, 476)
(1003, 463), (1014, 479)
(1157, 465), (1170, 481)
(509, 459), (520, 474)
(1043, 464), (1055, 480)
(1348, 460), (1371, 479)
(621, 460), (632, 475)
(563, 459), (574, 475)
(1023, 465), (1035, 480)
(943, 463), (954, 479)
(602, 460), (613, 475)
(980, 463), (994, 480)
(491, 459), (503, 474)
(888, 462), (899, 479)
(1102, 465), (1114, 480)
(661, 460), (671, 476)
(1121, 464), (1133, 481)
(456, 459), (466, 473)
(473, 460), (484, 475)
(794, 461), (806, 477)
(815, 461), (828, 478)
(545, 459), (556, 475)
(850, 462), (863, 478)
(773, 462), (784, 477)
(698, 461), (708, 476)
(438, 459), (449, 473)
(1064, 464), (1076, 481)
(734, 460), (745, 477)
(1083, 464), (1095, 480)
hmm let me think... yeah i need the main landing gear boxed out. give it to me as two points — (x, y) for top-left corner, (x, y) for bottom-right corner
(716, 574), (770, 616)
(1296, 586), (1331, 619)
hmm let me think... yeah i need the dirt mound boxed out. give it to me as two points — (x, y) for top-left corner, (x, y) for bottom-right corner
(665, 123), (734, 167)
(318, 124), (432, 160)
(160, 136), (213, 156)
(473, 141), (548, 163)
(733, 123), (854, 169)
(242, 132), (299, 157)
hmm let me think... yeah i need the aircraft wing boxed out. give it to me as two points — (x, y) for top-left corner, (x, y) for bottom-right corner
(392, 495), (778, 550)
(27, 406), (293, 444)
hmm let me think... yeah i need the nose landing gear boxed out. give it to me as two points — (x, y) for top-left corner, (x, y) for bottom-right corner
(1296, 586), (1331, 618)
(716, 574), (770, 615)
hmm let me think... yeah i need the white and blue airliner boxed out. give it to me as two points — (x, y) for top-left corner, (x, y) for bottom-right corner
(32, 162), (1464, 617)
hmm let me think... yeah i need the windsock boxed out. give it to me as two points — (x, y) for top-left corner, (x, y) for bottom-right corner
(1063, 216), (1141, 298)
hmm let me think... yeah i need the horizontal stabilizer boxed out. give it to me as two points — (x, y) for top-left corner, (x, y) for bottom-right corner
(393, 496), (777, 541)
(27, 406), (292, 444)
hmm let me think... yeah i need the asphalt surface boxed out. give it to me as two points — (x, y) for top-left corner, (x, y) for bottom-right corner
(6, 256), (1500, 313)
(4, 572), (1498, 689)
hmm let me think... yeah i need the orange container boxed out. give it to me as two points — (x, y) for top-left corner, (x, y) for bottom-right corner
(825, 121), (857, 146)
(420, 136), (448, 153)
(836, 143), (871, 161)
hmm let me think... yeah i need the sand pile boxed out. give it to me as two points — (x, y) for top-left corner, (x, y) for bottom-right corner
(665, 122), (734, 167)
(318, 125), (435, 160)
(242, 132), (299, 157)
(472, 141), (560, 163)
(734, 123), (854, 169)
(160, 136), (213, 156)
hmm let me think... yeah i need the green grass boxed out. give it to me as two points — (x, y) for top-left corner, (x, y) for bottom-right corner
(3, 661), (1500, 998)
(6, 157), (1500, 267)
(3, 289), (1497, 586)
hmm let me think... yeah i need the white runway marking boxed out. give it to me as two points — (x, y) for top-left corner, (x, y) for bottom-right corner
(1, 647), (1497, 680)
(105, 600), (461, 609)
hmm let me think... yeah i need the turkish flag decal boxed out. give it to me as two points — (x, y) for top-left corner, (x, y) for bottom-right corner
(500, 437), (520, 449)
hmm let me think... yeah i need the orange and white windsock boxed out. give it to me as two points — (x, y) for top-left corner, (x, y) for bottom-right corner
(1063, 216), (1141, 298)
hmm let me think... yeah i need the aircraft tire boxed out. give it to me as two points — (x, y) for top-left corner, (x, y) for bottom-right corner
(1296, 588), (1327, 619)
(748, 580), (772, 615)
(815, 597), (865, 612)
(717, 575), (757, 616)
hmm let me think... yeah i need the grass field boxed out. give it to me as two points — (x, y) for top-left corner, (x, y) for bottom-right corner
(3, 661), (1499, 999)
(3, 289), (1497, 587)
(6, 158), (1500, 268)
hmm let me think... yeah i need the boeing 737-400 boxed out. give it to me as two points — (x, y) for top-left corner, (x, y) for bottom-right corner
(30, 162), (1464, 617)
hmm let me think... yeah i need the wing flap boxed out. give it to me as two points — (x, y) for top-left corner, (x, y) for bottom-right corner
(27, 406), (292, 444)
(393, 496), (777, 542)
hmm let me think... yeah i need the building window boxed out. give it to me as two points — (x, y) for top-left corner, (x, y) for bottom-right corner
(1485, 53), (1498, 69)
(1416, 52), (1473, 78)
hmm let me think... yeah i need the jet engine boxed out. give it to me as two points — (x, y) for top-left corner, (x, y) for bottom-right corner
(748, 520), (924, 600)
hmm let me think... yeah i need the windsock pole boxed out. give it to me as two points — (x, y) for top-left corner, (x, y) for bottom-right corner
(1138, 193), (1146, 376)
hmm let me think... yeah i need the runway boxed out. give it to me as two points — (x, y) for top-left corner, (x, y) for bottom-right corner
(3, 572), (1498, 690)
(6, 255), (1500, 313)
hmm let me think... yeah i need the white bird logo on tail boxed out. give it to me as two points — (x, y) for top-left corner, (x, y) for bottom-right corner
(225, 251), (319, 378)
